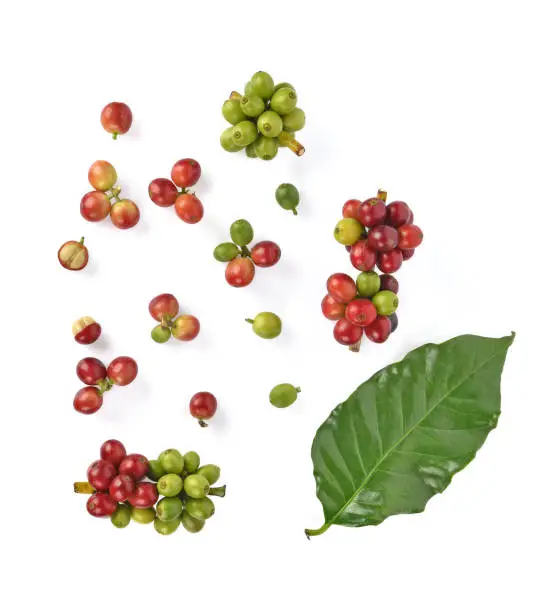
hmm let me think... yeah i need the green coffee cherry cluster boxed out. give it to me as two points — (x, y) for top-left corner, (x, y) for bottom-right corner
(220, 71), (306, 160)
(148, 449), (225, 535)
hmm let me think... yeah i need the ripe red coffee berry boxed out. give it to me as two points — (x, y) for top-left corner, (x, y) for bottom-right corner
(171, 158), (201, 188)
(333, 319), (363, 346)
(342, 199), (361, 220)
(149, 293), (179, 322)
(76, 357), (107, 385)
(379, 274), (399, 294)
(128, 482), (158, 508)
(100, 102), (132, 139)
(365, 316), (392, 343)
(87, 492), (117, 517)
(321, 295), (346, 321)
(377, 249), (403, 274)
(385, 201), (412, 227)
(119, 454), (149, 481)
(172, 315), (200, 341)
(80, 191), (111, 222)
(189, 391), (218, 427)
(327, 273), (357, 304)
(350, 240), (376, 272)
(107, 357), (138, 386)
(357, 198), (386, 228)
(110, 199), (140, 229)
(149, 178), (178, 207)
(345, 299), (377, 327)
(398, 224), (423, 249)
(175, 193), (204, 224)
(226, 257), (255, 287)
(109, 474), (136, 502)
(87, 459), (117, 491)
(401, 248), (415, 261)
(367, 225), (399, 252)
(73, 317), (101, 345)
(250, 241), (281, 267)
(74, 387), (103, 415)
(100, 439), (127, 467)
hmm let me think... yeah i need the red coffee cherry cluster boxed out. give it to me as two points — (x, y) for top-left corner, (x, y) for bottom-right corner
(74, 356), (138, 415)
(149, 158), (204, 224)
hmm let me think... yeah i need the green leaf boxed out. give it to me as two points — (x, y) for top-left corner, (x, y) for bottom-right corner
(306, 333), (515, 537)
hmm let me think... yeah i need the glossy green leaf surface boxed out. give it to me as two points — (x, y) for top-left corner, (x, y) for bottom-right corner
(306, 333), (514, 537)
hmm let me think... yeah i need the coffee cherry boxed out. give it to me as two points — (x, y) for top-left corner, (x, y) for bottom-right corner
(171, 158), (201, 188)
(88, 161), (117, 191)
(333, 319), (363, 346)
(326, 273), (357, 304)
(107, 357), (138, 386)
(214, 243), (240, 262)
(345, 299), (377, 327)
(350, 240), (376, 271)
(100, 102), (132, 139)
(172, 315), (200, 341)
(76, 357), (107, 385)
(149, 293), (179, 322)
(379, 274), (399, 294)
(388, 312), (399, 333)
(367, 225), (399, 252)
(398, 224), (423, 249)
(58, 238), (88, 271)
(365, 316), (392, 343)
(342, 199), (361, 220)
(358, 198), (386, 227)
(377, 249), (403, 274)
(356, 271), (381, 297)
(321, 295), (346, 320)
(189, 391), (217, 427)
(251, 241), (281, 267)
(87, 492), (117, 517)
(72, 317), (101, 344)
(401, 248), (415, 261)
(372, 290), (399, 316)
(149, 178), (178, 207)
(334, 218), (364, 246)
(175, 193), (203, 224)
(225, 257), (255, 287)
(87, 459), (117, 491)
(110, 199), (140, 229)
(246, 312), (282, 339)
(74, 386), (103, 414)
(385, 201), (412, 227)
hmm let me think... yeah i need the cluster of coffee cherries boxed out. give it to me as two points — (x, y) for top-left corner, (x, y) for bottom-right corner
(76, 440), (226, 535)
(220, 71), (305, 159)
(334, 191), (423, 274)
(323, 272), (399, 350)
(74, 356), (138, 414)
(148, 158), (203, 224)
(81, 161), (140, 229)
(149, 293), (200, 344)
(214, 219), (281, 287)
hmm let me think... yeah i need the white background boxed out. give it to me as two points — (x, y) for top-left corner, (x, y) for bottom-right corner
(2, 1), (559, 610)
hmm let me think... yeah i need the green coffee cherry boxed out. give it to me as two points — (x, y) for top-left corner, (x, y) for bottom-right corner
(240, 95), (265, 117)
(156, 497), (183, 522)
(334, 218), (364, 245)
(181, 511), (205, 533)
(158, 449), (184, 475)
(281, 108), (305, 132)
(273, 82), (294, 93)
(151, 325), (171, 344)
(372, 290), (399, 316)
(154, 517), (181, 535)
(220, 127), (244, 152)
(222, 99), (246, 125)
(250, 71), (274, 99)
(245, 143), (257, 158)
(232, 120), (258, 146)
(356, 271), (381, 298)
(185, 497), (215, 521)
(157, 473), (183, 497)
(269, 383), (301, 408)
(230, 219), (254, 246)
(183, 451), (201, 474)
(214, 242), (240, 262)
(257, 111), (283, 138)
(147, 459), (166, 482)
(184, 474), (210, 499)
(197, 464), (221, 485)
(111, 503), (132, 528)
(131, 507), (156, 524)
(270, 87), (297, 115)
(254, 135), (279, 160)
(275, 183), (300, 215)
(246, 312), (282, 339)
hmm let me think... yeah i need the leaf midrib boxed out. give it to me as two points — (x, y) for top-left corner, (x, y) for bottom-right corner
(322, 347), (504, 528)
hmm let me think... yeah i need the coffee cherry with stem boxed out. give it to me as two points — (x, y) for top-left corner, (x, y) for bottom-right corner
(230, 219), (254, 246)
(398, 224), (424, 249)
(356, 271), (381, 297)
(72, 316), (101, 344)
(107, 356), (138, 386)
(175, 193), (203, 224)
(149, 178), (178, 207)
(88, 161), (117, 191)
(372, 290), (399, 316)
(367, 225), (399, 252)
(377, 249), (403, 274)
(152, 325), (171, 343)
(327, 273), (357, 304)
(246, 312), (282, 339)
(76, 357), (107, 385)
(334, 218), (364, 246)
(333, 319), (363, 348)
(358, 190), (387, 227)
(87, 492), (117, 517)
(345, 299), (377, 327)
(74, 387), (103, 414)
(172, 315), (200, 341)
(275, 183), (300, 215)
(225, 257), (255, 287)
(350, 240), (376, 271)
(110, 199), (140, 229)
(171, 159), (201, 189)
(189, 391), (218, 427)
(100, 102), (132, 139)
(251, 241), (281, 267)
(379, 274), (399, 294)
(342, 199), (361, 220)
(149, 293), (179, 324)
(100, 439), (126, 467)
(58, 237), (88, 271)
(214, 243), (240, 262)
(321, 295), (346, 320)
(365, 316), (392, 343)
(278, 130), (305, 156)
(80, 191), (111, 222)
(269, 383), (300, 408)
(386, 201), (412, 227)
(87, 459), (117, 491)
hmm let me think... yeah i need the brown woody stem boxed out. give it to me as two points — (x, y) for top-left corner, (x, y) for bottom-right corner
(74, 482), (94, 494)
(377, 189), (387, 202)
(349, 338), (362, 353)
(279, 131), (305, 156)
